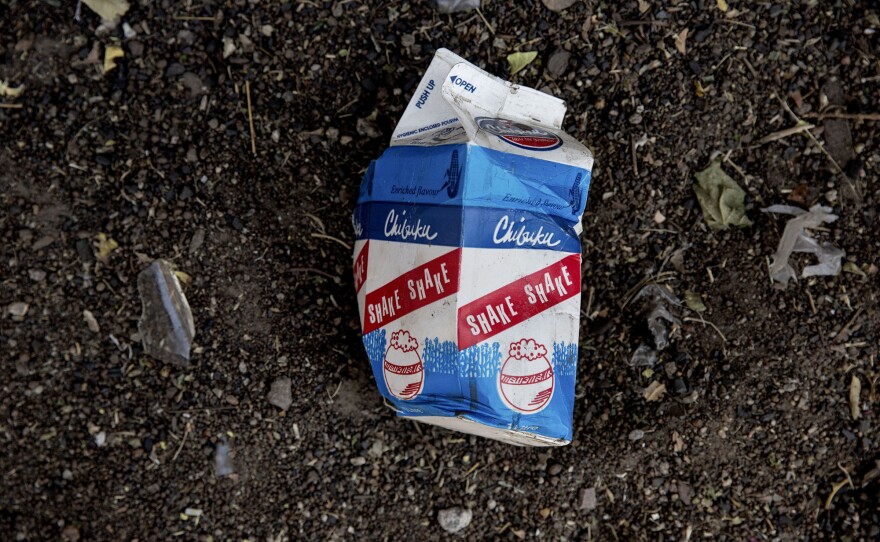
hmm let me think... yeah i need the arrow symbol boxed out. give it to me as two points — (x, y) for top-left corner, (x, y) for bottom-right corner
(449, 75), (457, 83)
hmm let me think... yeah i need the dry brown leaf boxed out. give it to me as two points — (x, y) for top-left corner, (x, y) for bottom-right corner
(82, 0), (130, 22)
(849, 374), (861, 420)
(638, 0), (651, 14)
(675, 29), (689, 55)
(644, 381), (666, 402)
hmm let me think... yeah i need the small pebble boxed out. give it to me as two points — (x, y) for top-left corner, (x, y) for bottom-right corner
(83, 310), (100, 333)
(548, 463), (563, 476)
(438, 507), (472, 534)
(267, 377), (292, 410)
(579, 487), (597, 511)
(7, 302), (29, 317)
(629, 429), (645, 441)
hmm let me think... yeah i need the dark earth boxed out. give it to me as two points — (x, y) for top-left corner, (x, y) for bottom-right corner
(2, 1), (879, 540)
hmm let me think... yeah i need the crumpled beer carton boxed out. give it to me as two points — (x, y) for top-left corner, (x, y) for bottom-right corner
(352, 49), (593, 446)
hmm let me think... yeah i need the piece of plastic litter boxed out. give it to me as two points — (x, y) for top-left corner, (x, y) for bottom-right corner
(635, 284), (681, 351)
(762, 204), (843, 283)
(137, 259), (195, 366)
(434, 0), (480, 13)
(631, 344), (659, 367)
(214, 436), (234, 477)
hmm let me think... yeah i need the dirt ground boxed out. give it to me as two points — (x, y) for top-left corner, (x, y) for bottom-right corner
(1, 1), (879, 540)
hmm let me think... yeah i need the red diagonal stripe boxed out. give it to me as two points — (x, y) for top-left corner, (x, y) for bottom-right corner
(363, 248), (462, 334)
(457, 254), (580, 349)
(354, 241), (370, 293)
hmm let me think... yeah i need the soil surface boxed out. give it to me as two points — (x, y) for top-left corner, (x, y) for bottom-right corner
(2, 1), (879, 540)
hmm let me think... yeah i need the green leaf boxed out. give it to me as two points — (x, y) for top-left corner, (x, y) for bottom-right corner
(684, 290), (706, 312)
(507, 51), (538, 76)
(693, 161), (753, 230)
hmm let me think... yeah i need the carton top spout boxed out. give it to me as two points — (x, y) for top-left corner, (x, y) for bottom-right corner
(390, 49), (592, 171)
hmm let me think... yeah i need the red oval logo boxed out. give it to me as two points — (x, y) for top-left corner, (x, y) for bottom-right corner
(476, 117), (563, 151)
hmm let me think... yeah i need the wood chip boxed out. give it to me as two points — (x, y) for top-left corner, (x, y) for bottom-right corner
(675, 29), (689, 55)
(849, 374), (861, 420)
(83, 310), (100, 333)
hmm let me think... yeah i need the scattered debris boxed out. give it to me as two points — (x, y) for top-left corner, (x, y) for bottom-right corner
(95, 431), (107, 447)
(762, 204), (843, 283)
(96, 233), (118, 261)
(849, 374), (861, 420)
(674, 28), (689, 55)
(630, 284), (681, 367)
(631, 344), (658, 367)
(547, 49), (571, 78)
(683, 291), (706, 313)
(103, 45), (124, 74)
(507, 51), (537, 76)
(716, 0), (729, 11)
(137, 260), (195, 366)
(183, 508), (203, 518)
(83, 310), (100, 333)
(1, 80), (24, 98)
(7, 302), (29, 317)
(756, 121), (815, 145)
(825, 464), (854, 510)
(434, 0), (480, 13)
(214, 435), (234, 477)
(438, 507), (473, 533)
(579, 487), (598, 511)
(629, 429), (645, 441)
(635, 284), (681, 351)
(541, 0), (578, 12)
(61, 525), (80, 542)
(267, 377), (293, 411)
(843, 261), (867, 278)
(643, 381), (666, 402)
(693, 161), (752, 230)
(80, 0), (130, 22)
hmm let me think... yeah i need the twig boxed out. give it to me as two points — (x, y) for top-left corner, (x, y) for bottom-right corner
(310, 232), (351, 249)
(173, 15), (214, 21)
(245, 80), (256, 156)
(803, 112), (880, 121)
(618, 20), (669, 27)
(171, 406), (238, 413)
(475, 8), (495, 35)
(630, 135), (639, 177)
(715, 19), (756, 29)
(0, 103), (23, 109)
(774, 93), (849, 178)
(683, 316), (727, 343)
(172, 423), (191, 462)
(834, 307), (863, 342)
(290, 267), (340, 282)
(757, 122), (815, 145)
